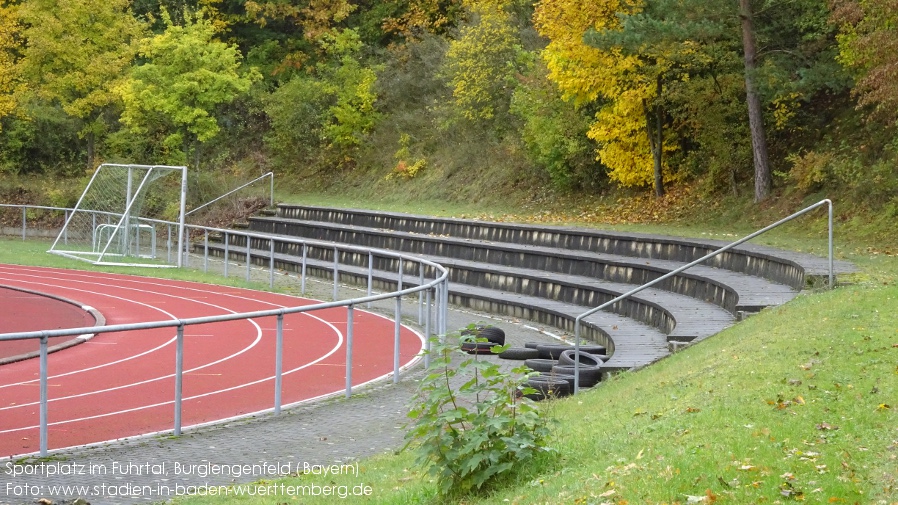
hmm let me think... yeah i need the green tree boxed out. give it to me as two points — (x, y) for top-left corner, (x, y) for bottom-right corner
(15, 0), (146, 169)
(441, 0), (524, 125)
(264, 28), (379, 170)
(510, 59), (600, 189)
(117, 9), (260, 168)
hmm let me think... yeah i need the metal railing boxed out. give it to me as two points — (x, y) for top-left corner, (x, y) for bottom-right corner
(572, 199), (835, 393)
(0, 204), (450, 457)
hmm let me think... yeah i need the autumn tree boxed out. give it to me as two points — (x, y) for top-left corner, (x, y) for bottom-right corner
(441, 0), (525, 125)
(15, 0), (146, 169)
(381, 0), (465, 40)
(832, 0), (898, 126)
(535, 0), (678, 195)
(117, 9), (259, 168)
(0, 1), (19, 130)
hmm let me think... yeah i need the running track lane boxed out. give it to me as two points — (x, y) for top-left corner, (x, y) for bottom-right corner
(0, 265), (425, 458)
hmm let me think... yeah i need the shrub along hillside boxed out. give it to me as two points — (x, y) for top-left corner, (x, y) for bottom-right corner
(2, 0), (898, 240)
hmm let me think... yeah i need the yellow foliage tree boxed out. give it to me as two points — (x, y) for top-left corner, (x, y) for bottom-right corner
(0, 2), (19, 131)
(534, 0), (677, 192)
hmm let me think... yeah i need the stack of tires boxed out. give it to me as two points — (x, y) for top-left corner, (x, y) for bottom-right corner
(459, 325), (506, 354)
(500, 342), (608, 400)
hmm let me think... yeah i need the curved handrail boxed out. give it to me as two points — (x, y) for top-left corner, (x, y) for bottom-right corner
(0, 203), (450, 457)
(572, 199), (834, 393)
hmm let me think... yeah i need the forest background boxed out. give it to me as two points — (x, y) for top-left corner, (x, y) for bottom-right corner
(0, 0), (896, 248)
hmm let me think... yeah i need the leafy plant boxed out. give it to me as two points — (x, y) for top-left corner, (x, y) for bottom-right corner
(404, 327), (555, 497)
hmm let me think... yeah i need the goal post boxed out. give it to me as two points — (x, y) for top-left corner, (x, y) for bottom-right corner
(48, 164), (188, 267)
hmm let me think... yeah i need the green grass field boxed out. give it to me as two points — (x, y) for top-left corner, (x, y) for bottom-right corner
(2, 216), (895, 505)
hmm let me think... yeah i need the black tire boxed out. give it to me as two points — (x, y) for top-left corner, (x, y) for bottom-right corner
(557, 349), (605, 367)
(576, 344), (608, 355)
(524, 341), (544, 349)
(497, 347), (539, 360)
(461, 341), (499, 354)
(532, 372), (577, 388)
(535, 343), (573, 359)
(523, 358), (558, 373)
(477, 327), (506, 345)
(551, 364), (602, 387)
(461, 325), (506, 345)
(525, 377), (571, 400)
(536, 343), (607, 359)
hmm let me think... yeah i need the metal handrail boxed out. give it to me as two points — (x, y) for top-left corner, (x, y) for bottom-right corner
(0, 203), (450, 458)
(572, 199), (834, 393)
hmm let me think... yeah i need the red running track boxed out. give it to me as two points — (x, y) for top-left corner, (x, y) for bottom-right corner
(0, 264), (424, 458)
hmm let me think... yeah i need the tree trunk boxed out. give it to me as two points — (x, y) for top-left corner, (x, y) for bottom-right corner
(643, 75), (665, 198)
(739, 0), (771, 203)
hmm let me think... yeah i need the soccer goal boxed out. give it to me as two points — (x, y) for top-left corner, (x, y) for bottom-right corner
(48, 164), (188, 267)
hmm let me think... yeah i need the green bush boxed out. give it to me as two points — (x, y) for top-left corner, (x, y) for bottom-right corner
(404, 328), (555, 497)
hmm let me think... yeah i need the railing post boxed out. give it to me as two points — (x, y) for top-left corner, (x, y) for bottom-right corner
(174, 323), (184, 436)
(394, 296), (401, 384)
(151, 224), (157, 259)
(167, 223), (172, 264)
(223, 233), (229, 278)
(418, 263), (424, 325)
(269, 239), (276, 290)
(424, 288), (432, 369)
(573, 319), (582, 394)
(203, 230), (209, 273)
(301, 244), (307, 295)
(21, 206), (26, 241)
(246, 237), (252, 282)
(333, 246), (339, 301)
(346, 304), (354, 398)
(434, 281), (442, 343)
(39, 335), (49, 456)
(182, 229), (190, 268)
(442, 280), (449, 336)
(274, 312), (284, 414)
(828, 200), (834, 288)
(367, 252), (374, 308)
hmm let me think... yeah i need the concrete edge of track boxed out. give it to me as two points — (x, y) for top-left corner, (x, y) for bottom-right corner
(0, 284), (106, 366)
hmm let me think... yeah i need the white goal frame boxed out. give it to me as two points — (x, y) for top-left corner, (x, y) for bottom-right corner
(48, 164), (188, 267)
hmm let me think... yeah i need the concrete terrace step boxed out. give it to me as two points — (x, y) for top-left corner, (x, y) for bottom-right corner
(197, 204), (854, 373)
(424, 254), (735, 342)
(276, 204), (851, 288)
(199, 238), (734, 344)
(192, 242), (669, 372)
(248, 215), (800, 313)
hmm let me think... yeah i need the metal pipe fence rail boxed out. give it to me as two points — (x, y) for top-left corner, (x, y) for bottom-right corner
(0, 204), (450, 457)
(571, 199), (835, 394)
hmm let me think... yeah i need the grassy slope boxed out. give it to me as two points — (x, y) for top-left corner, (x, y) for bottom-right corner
(167, 262), (896, 505)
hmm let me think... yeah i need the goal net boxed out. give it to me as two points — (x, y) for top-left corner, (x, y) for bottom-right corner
(48, 164), (187, 267)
